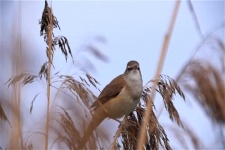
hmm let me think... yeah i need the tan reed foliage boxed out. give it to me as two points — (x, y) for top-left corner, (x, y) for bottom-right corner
(5, 1), (107, 149)
(2, 0), (224, 149)
(0, 105), (8, 123)
(4, 1), (186, 149)
(137, 0), (181, 148)
(179, 60), (225, 124)
(175, 20), (225, 146)
(111, 75), (185, 150)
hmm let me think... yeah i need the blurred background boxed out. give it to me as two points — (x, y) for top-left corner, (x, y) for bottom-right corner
(0, 0), (224, 149)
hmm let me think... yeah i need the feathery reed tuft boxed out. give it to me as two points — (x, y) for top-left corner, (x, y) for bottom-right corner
(39, 0), (60, 39)
(6, 73), (37, 87)
(114, 74), (185, 149)
(179, 60), (225, 124)
(0, 104), (9, 123)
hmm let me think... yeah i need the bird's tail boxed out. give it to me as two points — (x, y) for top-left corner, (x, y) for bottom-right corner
(77, 108), (106, 149)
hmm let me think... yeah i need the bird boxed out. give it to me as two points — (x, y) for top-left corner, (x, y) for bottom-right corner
(77, 60), (143, 149)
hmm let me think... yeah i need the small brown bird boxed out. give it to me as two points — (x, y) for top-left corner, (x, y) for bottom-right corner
(77, 60), (143, 149)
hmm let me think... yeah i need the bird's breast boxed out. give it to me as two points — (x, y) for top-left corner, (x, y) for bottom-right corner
(101, 87), (139, 118)
(98, 73), (143, 119)
(126, 76), (143, 99)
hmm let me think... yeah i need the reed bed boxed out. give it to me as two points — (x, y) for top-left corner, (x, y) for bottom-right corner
(0, 0), (224, 149)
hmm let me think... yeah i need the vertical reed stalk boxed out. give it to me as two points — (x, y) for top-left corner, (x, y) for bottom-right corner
(137, 0), (181, 149)
(10, 1), (23, 149)
(17, 2), (24, 148)
(45, 1), (53, 149)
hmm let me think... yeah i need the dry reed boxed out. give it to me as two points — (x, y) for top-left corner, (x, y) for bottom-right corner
(1, 0), (224, 149)
(137, 0), (181, 149)
(112, 75), (185, 150)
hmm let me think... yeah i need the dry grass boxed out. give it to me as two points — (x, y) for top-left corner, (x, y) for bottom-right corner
(179, 60), (225, 124)
(1, 0), (224, 149)
(3, 1), (107, 149)
(111, 75), (185, 150)
(176, 22), (225, 147)
(176, 23), (225, 124)
(0, 103), (10, 124)
(137, 1), (181, 148)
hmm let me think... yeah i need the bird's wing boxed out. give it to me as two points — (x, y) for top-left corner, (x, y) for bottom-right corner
(90, 74), (126, 109)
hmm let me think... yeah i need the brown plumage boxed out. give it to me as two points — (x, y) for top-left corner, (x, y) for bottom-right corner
(77, 60), (143, 149)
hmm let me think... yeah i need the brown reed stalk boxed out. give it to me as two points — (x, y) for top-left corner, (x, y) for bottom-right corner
(137, 0), (181, 149)
(45, 0), (53, 149)
(4, 0), (76, 149)
(176, 23), (225, 83)
(187, 0), (203, 39)
(111, 116), (128, 149)
(17, 2), (24, 148)
(10, 1), (24, 149)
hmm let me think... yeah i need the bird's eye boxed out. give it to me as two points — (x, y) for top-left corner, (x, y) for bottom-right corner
(127, 67), (132, 71)
(137, 67), (140, 70)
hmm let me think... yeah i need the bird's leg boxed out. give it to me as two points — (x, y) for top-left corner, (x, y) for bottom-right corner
(110, 116), (128, 149)
(112, 115), (128, 126)
(112, 118), (122, 124)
